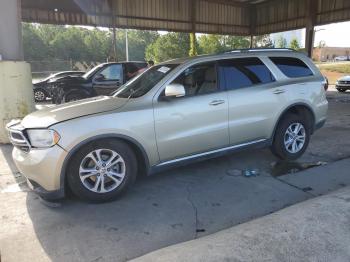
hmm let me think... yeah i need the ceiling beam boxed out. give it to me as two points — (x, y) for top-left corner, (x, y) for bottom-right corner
(202, 0), (249, 8)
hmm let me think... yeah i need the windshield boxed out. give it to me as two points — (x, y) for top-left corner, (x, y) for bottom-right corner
(82, 64), (104, 79)
(114, 64), (178, 98)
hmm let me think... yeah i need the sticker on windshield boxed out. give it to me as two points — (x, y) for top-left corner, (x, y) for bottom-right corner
(157, 66), (171, 74)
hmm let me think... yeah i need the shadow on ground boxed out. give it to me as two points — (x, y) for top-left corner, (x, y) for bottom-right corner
(26, 148), (312, 262)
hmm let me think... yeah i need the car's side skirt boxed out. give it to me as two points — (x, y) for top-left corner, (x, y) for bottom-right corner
(149, 138), (270, 175)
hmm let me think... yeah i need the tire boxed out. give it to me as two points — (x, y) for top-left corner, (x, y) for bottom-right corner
(34, 89), (47, 102)
(67, 139), (138, 202)
(337, 88), (346, 93)
(65, 92), (86, 103)
(270, 114), (311, 160)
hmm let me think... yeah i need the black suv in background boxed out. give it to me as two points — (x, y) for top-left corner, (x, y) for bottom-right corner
(51, 62), (148, 104)
(33, 71), (85, 102)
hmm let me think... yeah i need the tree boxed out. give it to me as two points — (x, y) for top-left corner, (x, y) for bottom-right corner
(197, 34), (255, 55)
(22, 23), (159, 63)
(224, 36), (250, 50)
(189, 32), (198, 57)
(50, 27), (87, 61)
(22, 24), (49, 60)
(84, 29), (111, 61)
(145, 32), (190, 63)
(197, 34), (225, 54)
(275, 35), (287, 48)
(289, 38), (300, 50)
(101, 29), (159, 61)
(255, 35), (274, 48)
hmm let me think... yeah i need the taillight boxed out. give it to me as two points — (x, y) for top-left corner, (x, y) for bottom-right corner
(322, 77), (329, 91)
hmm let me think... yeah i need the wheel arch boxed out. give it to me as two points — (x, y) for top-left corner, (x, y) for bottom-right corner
(60, 134), (150, 195)
(272, 103), (316, 142)
(34, 87), (49, 95)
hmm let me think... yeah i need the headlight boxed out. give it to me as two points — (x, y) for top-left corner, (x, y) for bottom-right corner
(27, 129), (61, 148)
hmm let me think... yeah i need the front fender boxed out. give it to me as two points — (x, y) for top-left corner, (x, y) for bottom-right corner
(58, 133), (151, 193)
(52, 108), (158, 186)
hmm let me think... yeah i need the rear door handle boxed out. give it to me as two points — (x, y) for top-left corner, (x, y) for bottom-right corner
(209, 100), (225, 106)
(273, 89), (285, 94)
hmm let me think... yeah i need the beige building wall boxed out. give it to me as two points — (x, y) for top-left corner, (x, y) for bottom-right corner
(313, 47), (350, 62)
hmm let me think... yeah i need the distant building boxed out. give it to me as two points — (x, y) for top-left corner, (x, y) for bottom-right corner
(313, 47), (350, 62)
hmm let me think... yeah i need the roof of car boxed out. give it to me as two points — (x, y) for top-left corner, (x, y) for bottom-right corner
(160, 48), (306, 66)
(101, 61), (147, 65)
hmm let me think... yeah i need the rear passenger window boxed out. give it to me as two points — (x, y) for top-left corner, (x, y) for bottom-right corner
(218, 58), (275, 90)
(269, 57), (313, 78)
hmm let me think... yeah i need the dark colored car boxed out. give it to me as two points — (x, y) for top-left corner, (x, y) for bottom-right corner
(51, 62), (148, 104)
(33, 71), (85, 102)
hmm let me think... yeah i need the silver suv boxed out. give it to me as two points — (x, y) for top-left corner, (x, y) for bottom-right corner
(7, 49), (328, 202)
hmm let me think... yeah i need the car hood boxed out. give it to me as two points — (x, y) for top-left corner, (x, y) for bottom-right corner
(21, 96), (127, 128)
(338, 75), (350, 81)
(33, 80), (48, 87)
(48, 75), (87, 84)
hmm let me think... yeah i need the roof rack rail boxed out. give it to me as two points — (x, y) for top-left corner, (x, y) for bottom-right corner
(223, 48), (295, 54)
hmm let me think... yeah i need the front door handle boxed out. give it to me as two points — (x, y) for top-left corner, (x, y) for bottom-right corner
(273, 89), (285, 94)
(209, 100), (225, 106)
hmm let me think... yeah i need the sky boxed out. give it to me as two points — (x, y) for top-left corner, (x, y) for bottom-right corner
(313, 21), (350, 47)
(273, 21), (350, 48)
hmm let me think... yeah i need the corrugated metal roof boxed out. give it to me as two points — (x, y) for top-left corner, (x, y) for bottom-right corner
(20, 0), (350, 35)
(255, 0), (350, 35)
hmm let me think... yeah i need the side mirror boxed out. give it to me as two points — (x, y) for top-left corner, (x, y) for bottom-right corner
(94, 74), (105, 82)
(165, 84), (185, 98)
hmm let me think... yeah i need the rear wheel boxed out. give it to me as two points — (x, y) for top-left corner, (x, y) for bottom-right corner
(67, 139), (137, 202)
(271, 114), (310, 160)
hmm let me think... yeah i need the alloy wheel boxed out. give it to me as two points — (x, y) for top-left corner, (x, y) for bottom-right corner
(79, 149), (126, 193)
(283, 123), (306, 154)
(34, 90), (45, 101)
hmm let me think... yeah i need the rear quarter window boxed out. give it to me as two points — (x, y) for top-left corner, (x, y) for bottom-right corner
(269, 57), (314, 78)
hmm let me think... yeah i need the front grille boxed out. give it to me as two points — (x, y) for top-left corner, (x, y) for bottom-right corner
(339, 81), (350, 84)
(6, 124), (31, 153)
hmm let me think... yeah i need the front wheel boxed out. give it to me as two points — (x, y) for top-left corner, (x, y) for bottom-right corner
(34, 89), (47, 102)
(271, 114), (310, 160)
(67, 139), (138, 202)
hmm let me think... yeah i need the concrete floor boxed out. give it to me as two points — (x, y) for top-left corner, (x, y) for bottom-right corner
(0, 88), (350, 262)
(134, 185), (350, 262)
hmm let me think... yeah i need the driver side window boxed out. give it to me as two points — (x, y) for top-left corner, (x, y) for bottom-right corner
(98, 64), (122, 81)
(171, 62), (218, 96)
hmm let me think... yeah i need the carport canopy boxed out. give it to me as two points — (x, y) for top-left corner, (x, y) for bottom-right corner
(11, 0), (350, 55)
(20, 0), (350, 57)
